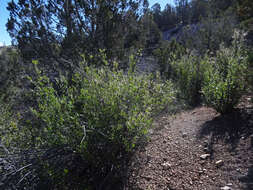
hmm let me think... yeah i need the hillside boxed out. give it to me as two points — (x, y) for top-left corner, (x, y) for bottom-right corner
(0, 0), (252, 189)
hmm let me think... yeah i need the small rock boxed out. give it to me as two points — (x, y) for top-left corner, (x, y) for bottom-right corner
(161, 162), (172, 169)
(220, 186), (231, 190)
(192, 111), (197, 114)
(182, 133), (187, 138)
(227, 183), (232, 186)
(200, 154), (210, 160)
(165, 125), (169, 129)
(200, 160), (206, 165)
(204, 147), (209, 153)
(216, 160), (224, 167)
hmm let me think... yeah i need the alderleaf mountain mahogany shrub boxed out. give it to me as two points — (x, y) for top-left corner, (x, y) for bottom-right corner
(202, 33), (249, 114)
(1, 57), (175, 189)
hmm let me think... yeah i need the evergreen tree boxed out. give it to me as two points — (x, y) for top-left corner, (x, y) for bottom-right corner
(237, 0), (253, 29)
(6, 0), (149, 63)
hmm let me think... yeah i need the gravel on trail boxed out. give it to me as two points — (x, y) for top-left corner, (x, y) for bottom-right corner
(126, 96), (253, 190)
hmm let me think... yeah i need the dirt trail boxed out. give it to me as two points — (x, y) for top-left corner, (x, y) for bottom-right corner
(126, 97), (253, 190)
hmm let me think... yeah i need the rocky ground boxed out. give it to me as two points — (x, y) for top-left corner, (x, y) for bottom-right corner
(125, 95), (253, 190)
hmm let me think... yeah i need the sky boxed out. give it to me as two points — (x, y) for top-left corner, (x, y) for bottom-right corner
(0, 0), (11, 46)
(0, 0), (174, 46)
(149, 0), (174, 10)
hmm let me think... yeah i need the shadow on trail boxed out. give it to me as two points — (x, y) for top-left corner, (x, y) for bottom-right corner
(198, 107), (253, 189)
(198, 108), (253, 151)
(240, 165), (253, 190)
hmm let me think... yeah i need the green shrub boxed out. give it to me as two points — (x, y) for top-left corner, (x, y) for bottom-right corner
(153, 41), (208, 106)
(0, 99), (17, 144)
(202, 43), (248, 114)
(0, 47), (22, 101)
(246, 50), (253, 92)
(2, 59), (175, 188)
(171, 53), (208, 106)
(0, 100), (21, 190)
(153, 40), (186, 78)
(31, 63), (174, 149)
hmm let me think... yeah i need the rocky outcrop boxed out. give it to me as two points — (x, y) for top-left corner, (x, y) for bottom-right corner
(162, 24), (200, 42)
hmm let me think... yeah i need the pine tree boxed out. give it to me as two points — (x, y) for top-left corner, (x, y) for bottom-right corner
(6, 0), (148, 63)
